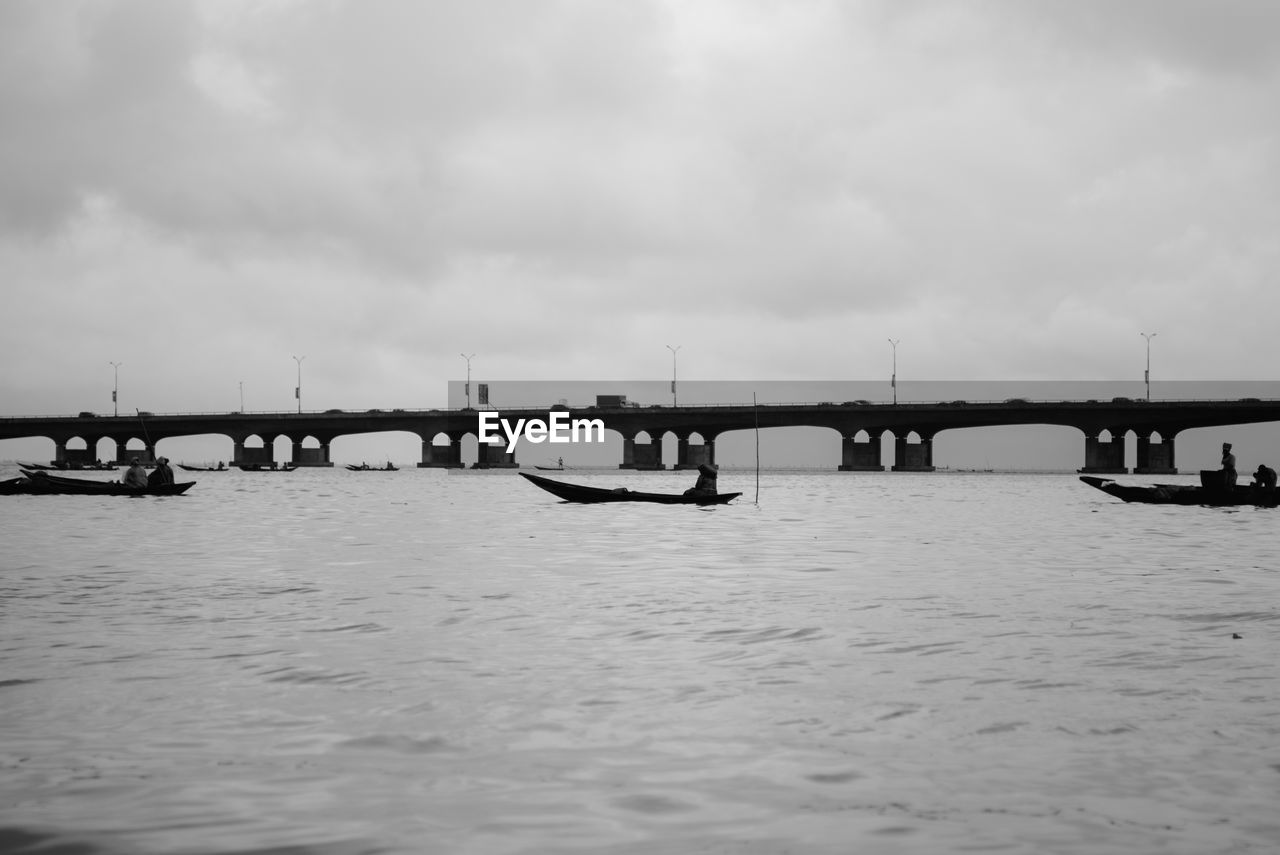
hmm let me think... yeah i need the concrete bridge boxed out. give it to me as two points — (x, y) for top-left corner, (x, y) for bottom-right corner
(3, 397), (1278, 473)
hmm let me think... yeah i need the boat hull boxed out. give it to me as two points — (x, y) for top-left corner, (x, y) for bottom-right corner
(1079, 475), (1278, 507)
(10, 470), (196, 496)
(521, 472), (740, 505)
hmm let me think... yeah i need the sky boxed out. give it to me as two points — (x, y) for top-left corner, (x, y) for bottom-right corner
(3, 0), (1279, 466)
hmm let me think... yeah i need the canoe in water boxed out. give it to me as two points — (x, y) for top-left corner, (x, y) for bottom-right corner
(9, 470), (196, 496)
(520, 472), (740, 505)
(1079, 475), (1278, 507)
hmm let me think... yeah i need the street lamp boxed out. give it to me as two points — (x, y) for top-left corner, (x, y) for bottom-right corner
(109, 361), (121, 416)
(461, 353), (475, 408)
(1141, 332), (1156, 401)
(292, 355), (305, 413)
(239, 381), (244, 413)
(666, 345), (681, 406)
(888, 339), (900, 405)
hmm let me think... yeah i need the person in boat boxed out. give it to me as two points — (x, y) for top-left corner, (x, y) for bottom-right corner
(122, 458), (148, 488)
(1252, 464), (1277, 490)
(148, 457), (175, 487)
(216, 461), (226, 471)
(684, 463), (719, 496)
(1221, 442), (1238, 489)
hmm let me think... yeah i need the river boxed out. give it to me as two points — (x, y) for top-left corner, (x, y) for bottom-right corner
(2, 466), (1277, 854)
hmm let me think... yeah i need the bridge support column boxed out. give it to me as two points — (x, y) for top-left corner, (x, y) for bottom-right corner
(839, 434), (884, 471)
(1135, 434), (1177, 474)
(892, 433), (935, 472)
(420, 436), (464, 468)
(292, 439), (333, 467)
(1079, 432), (1127, 474)
(620, 436), (664, 470)
(675, 435), (714, 470)
(474, 438), (518, 469)
(233, 436), (274, 468)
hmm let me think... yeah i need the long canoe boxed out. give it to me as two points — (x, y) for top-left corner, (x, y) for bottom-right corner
(520, 472), (741, 505)
(12, 470), (196, 496)
(1079, 475), (1278, 507)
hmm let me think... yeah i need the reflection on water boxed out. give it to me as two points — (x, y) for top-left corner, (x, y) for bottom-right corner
(2, 467), (1278, 853)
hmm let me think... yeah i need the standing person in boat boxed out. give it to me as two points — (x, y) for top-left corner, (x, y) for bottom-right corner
(148, 457), (175, 487)
(122, 458), (148, 488)
(1252, 463), (1276, 490)
(684, 463), (719, 497)
(1221, 442), (1238, 489)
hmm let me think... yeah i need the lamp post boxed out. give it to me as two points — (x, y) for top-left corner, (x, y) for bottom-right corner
(292, 355), (305, 413)
(239, 381), (244, 412)
(109, 361), (121, 416)
(888, 339), (899, 405)
(1141, 332), (1156, 401)
(666, 345), (681, 406)
(461, 353), (475, 409)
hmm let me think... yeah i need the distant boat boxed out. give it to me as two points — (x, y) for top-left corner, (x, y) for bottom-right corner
(520, 473), (741, 505)
(346, 462), (398, 471)
(179, 463), (227, 472)
(236, 463), (298, 472)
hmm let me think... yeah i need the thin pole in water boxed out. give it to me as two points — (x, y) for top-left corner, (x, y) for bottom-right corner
(754, 392), (760, 505)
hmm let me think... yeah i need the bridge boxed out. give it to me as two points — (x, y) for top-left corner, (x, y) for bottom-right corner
(3, 397), (1278, 473)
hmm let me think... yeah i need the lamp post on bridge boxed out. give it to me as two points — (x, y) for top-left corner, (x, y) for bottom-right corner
(888, 339), (899, 405)
(461, 353), (475, 409)
(666, 345), (681, 406)
(239, 381), (244, 412)
(1141, 332), (1156, 401)
(292, 355), (305, 413)
(109, 361), (121, 417)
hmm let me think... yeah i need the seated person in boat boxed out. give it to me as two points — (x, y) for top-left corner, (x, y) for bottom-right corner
(1221, 443), (1237, 488)
(148, 457), (175, 487)
(122, 458), (148, 488)
(1252, 464), (1277, 490)
(684, 463), (719, 496)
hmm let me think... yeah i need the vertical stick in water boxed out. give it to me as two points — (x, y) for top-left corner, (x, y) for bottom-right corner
(754, 392), (760, 504)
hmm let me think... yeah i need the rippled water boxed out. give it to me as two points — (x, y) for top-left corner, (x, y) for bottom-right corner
(2, 466), (1278, 854)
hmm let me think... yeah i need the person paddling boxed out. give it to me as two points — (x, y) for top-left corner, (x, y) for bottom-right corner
(684, 463), (719, 497)
(1221, 442), (1238, 489)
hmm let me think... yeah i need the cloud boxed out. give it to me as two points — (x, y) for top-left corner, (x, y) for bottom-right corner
(3, 0), (1280, 441)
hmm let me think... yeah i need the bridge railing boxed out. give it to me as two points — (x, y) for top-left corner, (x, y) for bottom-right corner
(3, 397), (1277, 421)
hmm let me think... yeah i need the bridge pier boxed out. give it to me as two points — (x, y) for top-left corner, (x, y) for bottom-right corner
(620, 436), (665, 470)
(473, 438), (518, 469)
(232, 436), (275, 468)
(1079, 432), (1127, 474)
(891, 433), (936, 472)
(293, 438), (334, 467)
(839, 434), (884, 471)
(674, 434), (715, 470)
(1134, 433), (1177, 474)
(419, 435), (464, 468)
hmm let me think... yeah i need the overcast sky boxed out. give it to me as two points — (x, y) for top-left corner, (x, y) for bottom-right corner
(4, 1), (1279, 437)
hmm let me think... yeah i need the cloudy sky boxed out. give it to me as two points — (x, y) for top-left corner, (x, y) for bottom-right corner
(4, 0), (1279, 431)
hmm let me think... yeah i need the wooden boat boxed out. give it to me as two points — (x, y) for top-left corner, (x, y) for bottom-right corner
(235, 463), (298, 472)
(1079, 474), (1278, 507)
(520, 472), (741, 505)
(346, 463), (398, 471)
(12, 470), (196, 496)
(179, 463), (227, 472)
(534, 465), (564, 471)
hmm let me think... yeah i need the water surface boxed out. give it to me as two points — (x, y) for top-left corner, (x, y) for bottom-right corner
(2, 467), (1278, 853)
